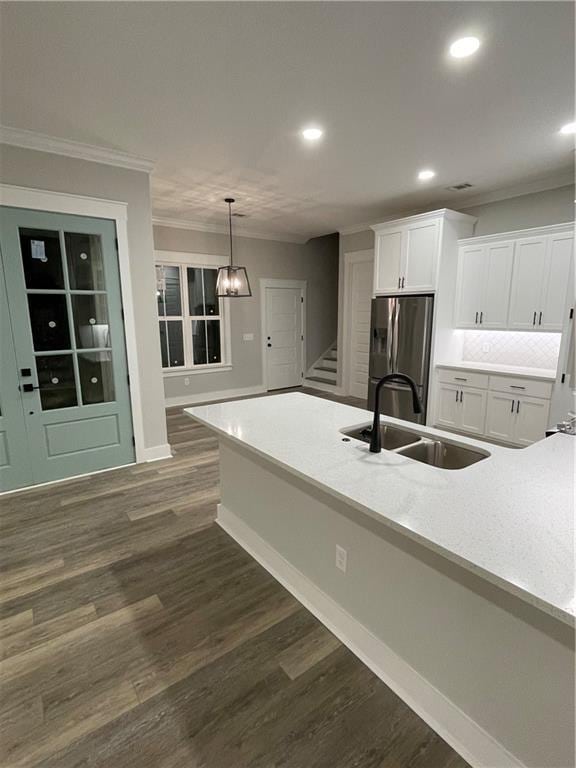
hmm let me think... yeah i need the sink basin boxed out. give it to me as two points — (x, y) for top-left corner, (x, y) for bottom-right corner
(397, 439), (487, 469)
(342, 423), (421, 451)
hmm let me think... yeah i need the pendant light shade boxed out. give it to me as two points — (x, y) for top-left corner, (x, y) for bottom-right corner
(216, 198), (252, 297)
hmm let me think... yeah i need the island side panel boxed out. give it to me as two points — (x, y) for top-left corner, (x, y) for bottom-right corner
(217, 439), (574, 768)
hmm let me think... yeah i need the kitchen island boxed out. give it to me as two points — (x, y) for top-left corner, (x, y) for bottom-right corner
(186, 392), (574, 768)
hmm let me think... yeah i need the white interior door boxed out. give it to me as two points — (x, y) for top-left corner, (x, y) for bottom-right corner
(347, 252), (373, 399)
(265, 286), (303, 390)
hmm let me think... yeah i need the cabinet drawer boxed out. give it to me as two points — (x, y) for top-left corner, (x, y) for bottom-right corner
(488, 375), (553, 399)
(436, 368), (489, 389)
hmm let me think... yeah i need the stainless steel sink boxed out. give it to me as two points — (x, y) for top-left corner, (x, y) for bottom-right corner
(342, 423), (421, 451)
(397, 439), (487, 469)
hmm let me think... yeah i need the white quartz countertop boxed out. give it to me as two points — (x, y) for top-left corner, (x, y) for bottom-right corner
(436, 361), (557, 380)
(186, 393), (575, 625)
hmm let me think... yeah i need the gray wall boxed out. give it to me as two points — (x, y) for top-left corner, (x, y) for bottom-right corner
(0, 144), (168, 452)
(461, 184), (575, 236)
(153, 226), (339, 402)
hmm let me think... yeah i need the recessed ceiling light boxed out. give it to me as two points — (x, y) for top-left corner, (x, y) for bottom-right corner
(449, 36), (481, 59)
(559, 122), (576, 135)
(418, 169), (436, 181)
(301, 127), (323, 141)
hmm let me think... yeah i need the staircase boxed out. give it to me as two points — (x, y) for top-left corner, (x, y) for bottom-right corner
(305, 343), (339, 391)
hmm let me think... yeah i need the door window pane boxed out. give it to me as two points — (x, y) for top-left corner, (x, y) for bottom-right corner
(203, 269), (219, 316)
(72, 295), (110, 348)
(19, 229), (64, 289)
(192, 320), (207, 365)
(156, 266), (181, 316)
(78, 351), (115, 404)
(36, 355), (77, 410)
(206, 319), (221, 363)
(187, 267), (204, 315)
(159, 320), (184, 367)
(27, 294), (71, 351)
(65, 233), (106, 290)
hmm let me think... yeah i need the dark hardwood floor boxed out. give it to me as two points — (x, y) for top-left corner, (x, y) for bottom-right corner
(0, 388), (470, 768)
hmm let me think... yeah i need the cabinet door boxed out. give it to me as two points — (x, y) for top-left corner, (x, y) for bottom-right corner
(459, 387), (487, 435)
(455, 245), (486, 328)
(482, 242), (514, 329)
(538, 234), (573, 331)
(374, 230), (403, 293)
(435, 383), (460, 429)
(403, 220), (439, 291)
(485, 392), (516, 443)
(508, 238), (547, 329)
(514, 397), (549, 446)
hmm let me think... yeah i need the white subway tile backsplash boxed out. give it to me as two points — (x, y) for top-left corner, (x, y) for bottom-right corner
(462, 330), (561, 370)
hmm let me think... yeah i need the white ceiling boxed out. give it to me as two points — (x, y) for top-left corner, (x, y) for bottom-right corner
(1, 2), (574, 241)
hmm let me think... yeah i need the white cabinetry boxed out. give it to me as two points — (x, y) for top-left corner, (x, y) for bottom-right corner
(372, 209), (475, 295)
(456, 224), (574, 332)
(455, 242), (513, 329)
(434, 367), (552, 446)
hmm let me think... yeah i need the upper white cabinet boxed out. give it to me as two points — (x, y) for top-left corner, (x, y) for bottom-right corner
(455, 242), (513, 329)
(456, 224), (574, 332)
(372, 210), (475, 295)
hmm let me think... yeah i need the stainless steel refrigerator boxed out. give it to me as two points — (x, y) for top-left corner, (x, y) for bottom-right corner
(368, 295), (434, 424)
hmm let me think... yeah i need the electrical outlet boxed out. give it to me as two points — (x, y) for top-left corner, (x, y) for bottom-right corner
(335, 545), (347, 573)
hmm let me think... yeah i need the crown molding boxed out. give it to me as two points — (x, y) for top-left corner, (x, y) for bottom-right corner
(152, 215), (307, 244)
(339, 169), (574, 237)
(458, 221), (574, 246)
(0, 125), (155, 173)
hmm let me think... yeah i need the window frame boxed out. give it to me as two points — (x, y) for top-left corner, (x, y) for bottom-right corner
(155, 251), (232, 375)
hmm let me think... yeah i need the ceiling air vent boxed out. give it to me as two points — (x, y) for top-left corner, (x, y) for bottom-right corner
(445, 183), (474, 192)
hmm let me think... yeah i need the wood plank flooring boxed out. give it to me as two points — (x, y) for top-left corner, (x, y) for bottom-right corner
(0, 388), (470, 768)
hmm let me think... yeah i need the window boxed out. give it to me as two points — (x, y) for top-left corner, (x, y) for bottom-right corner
(156, 261), (227, 371)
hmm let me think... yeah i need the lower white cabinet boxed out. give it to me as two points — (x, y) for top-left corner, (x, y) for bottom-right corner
(434, 367), (551, 446)
(436, 383), (486, 436)
(486, 393), (550, 446)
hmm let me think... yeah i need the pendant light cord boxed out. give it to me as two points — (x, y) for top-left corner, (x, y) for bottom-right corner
(227, 199), (233, 267)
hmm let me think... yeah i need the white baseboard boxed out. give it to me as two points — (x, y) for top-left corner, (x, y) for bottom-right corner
(141, 443), (173, 462)
(217, 504), (524, 768)
(165, 385), (266, 408)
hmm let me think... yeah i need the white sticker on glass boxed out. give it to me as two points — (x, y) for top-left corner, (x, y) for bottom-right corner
(31, 240), (48, 262)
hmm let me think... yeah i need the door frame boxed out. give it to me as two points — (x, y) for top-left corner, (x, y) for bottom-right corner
(0, 183), (145, 463)
(260, 278), (306, 392)
(341, 249), (374, 397)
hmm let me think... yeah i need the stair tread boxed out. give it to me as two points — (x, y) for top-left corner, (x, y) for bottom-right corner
(307, 376), (337, 385)
(315, 366), (337, 373)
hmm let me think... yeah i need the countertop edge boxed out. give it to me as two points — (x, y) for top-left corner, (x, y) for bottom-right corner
(187, 409), (574, 628)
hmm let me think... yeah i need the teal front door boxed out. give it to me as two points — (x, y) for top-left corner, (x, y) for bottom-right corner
(0, 207), (135, 492)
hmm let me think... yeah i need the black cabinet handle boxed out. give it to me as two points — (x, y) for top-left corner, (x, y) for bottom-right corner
(516, 400), (520, 414)
(533, 311), (536, 326)
(538, 311), (542, 326)
(479, 311), (483, 324)
(454, 377), (468, 381)
(510, 385), (525, 390)
(398, 277), (401, 289)
(459, 390), (463, 402)
(455, 390), (459, 402)
(510, 399), (515, 413)
(267, 343), (271, 348)
(475, 311), (478, 324)
(401, 276), (405, 289)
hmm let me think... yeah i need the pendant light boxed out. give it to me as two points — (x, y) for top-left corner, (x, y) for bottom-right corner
(216, 198), (252, 297)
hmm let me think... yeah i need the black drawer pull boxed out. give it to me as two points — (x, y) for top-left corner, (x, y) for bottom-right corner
(509, 385), (525, 390)
(454, 377), (468, 381)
